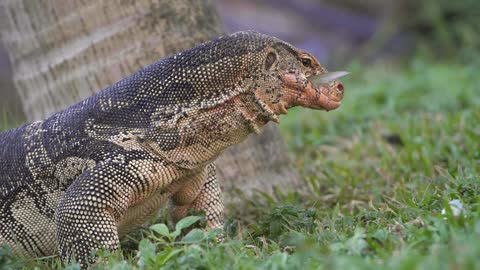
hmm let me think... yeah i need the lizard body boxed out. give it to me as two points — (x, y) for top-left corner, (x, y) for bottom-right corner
(0, 31), (344, 267)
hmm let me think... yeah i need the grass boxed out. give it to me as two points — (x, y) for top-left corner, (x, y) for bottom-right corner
(1, 56), (480, 269)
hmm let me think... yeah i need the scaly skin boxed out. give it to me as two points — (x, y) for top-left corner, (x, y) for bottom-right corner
(0, 31), (344, 267)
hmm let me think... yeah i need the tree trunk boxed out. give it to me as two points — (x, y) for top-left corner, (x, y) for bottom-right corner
(0, 45), (25, 124)
(0, 0), (301, 204)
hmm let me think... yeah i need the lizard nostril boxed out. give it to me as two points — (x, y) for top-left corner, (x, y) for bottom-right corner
(337, 83), (344, 92)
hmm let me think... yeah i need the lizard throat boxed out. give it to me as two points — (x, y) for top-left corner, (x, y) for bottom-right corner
(235, 93), (280, 135)
(251, 94), (281, 124)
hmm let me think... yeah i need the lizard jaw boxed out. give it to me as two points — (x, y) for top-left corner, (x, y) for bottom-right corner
(308, 83), (343, 111)
(281, 73), (344, 111)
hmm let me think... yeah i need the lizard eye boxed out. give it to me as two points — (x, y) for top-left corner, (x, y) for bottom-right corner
(265, 51), (277, 70)
(301, 57), (313, 68)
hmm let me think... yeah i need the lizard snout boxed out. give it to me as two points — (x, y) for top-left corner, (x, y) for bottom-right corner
(307, 71), (348, 111)
(281, 72), (345, 111)
(318, 79), (344, 103)
(310, 80), (344, 111)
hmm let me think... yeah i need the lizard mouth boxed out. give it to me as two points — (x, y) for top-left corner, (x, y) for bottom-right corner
(306, 79), (344, 111)
(282, 72), (347, 112)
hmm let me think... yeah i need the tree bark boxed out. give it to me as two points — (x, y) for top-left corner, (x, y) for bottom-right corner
(0, 46), (25, 123)
(0, 0), (301, 203)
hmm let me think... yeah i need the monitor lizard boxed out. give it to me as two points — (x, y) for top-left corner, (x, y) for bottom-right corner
(0, 31), (345, 267)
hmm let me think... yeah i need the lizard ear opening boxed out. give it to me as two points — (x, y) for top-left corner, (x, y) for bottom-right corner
(265, 51), (277, 70)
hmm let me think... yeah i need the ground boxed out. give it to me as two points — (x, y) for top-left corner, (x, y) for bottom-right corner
(1, 56), (479, 269)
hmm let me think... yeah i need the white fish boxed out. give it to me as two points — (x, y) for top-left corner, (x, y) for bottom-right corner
(309, 71), (349, 86)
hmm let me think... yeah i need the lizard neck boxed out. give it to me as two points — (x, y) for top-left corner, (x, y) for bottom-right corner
(233, 92), (278, 134)
(144, 93), (272, 169)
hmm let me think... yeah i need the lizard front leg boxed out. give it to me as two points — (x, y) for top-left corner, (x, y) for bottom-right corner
(171, 163), (224, 230)
(55, 154), (167, 267)
(56, 164), (123, 267)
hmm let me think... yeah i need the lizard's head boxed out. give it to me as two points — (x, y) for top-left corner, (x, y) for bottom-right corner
(149, 31), (346, 131)
(252, 38), (346, 122)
